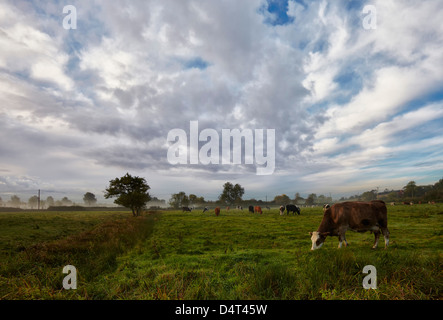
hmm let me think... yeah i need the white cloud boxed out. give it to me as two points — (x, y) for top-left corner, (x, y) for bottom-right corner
(0, 3), (74, 91)
(1, 0), (442, 201)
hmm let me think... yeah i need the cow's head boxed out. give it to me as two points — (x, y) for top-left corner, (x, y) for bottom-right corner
(323, 204), (330, 213)
(309, 231), (330, 250)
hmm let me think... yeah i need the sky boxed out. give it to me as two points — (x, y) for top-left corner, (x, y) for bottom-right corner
(1, 0), (443, 204)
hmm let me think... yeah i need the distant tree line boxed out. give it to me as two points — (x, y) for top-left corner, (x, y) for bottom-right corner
(2, 176), (441, 214)
(0, 192), (100, 209)
(339, 178), (443, 203)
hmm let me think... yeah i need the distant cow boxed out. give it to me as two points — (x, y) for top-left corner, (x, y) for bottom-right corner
(286, 204), (300, 215)
(215, 207), (220, 216)
(279, 205), (285, 215)
(310, 201), (389, 250)
(248, 205), (254, 213)
(182, 206), (192, 212)
(202, 207), (209, 213)
(254, 206), (262, 214)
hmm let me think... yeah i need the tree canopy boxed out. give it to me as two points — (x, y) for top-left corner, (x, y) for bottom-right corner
(219, 182), (244, 205)
(83, 192), (97, 206)
(104, 173), (151, 216)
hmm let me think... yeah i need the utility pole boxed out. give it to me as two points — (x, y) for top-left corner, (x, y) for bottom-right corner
(38, 189), (40, 210)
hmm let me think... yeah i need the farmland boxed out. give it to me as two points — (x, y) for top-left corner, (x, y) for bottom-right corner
(0, 205), (441, 300)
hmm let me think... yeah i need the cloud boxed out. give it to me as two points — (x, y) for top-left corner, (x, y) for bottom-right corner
(0, 0), (442, 202)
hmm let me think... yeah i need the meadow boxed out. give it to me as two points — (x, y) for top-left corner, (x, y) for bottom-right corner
(0, 204), (441, 300)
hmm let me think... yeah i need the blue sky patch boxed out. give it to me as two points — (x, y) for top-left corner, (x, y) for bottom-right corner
(261, 0), (295, 26)
(183, 57), (209, 70)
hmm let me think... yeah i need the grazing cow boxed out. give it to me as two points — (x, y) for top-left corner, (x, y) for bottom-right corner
(265, 206), (271, 210)
(286, 204), (300, 215)
(226, 206), (230, 211)
(248, 205), (254, 213)
(182, 206), (192, 212)
(309, 200), (389, 250)
(202, 207), (209, 213)
(215, 207), (220, 216)
(254, 206), (262, 214)
(279, 205), (285, 215)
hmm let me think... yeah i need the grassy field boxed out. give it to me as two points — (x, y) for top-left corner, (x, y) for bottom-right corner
(0, 205), (441, 300)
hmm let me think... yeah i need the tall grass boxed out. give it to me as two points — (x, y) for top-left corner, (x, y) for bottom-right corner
(0, 211), (158, 299)
(1, 205), (441, 299)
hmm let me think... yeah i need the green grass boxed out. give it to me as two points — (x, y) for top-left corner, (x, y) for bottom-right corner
(0, 205), (441, 299)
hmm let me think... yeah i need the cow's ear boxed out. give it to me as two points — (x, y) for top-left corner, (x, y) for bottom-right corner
(309, 232), (313, 236)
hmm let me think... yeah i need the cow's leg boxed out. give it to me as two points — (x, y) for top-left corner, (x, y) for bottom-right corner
(372, 230), (381, 249)
(338, 232), (348, 248)
(338, 227), (349, 248)
(381, 227), (390, 248)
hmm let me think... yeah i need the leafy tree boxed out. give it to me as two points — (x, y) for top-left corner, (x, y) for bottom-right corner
(219, 182), (244, 205)
(46, 196), (55, 207)
(83, 192), (97, 206)
(403, 181), (417, 198)
(273, 194), (290, 205)
(28, 196), (39, 209)
(305, 193), (317, 206)
(294, 192), (304, 204)
(10, 195), (21, 207)
(61, 197), (73, 206)
(104, 173), (151, 216)
(169, 192), (189, 209)
(361, 190), (377, 201)
(189, 194), (197, 205)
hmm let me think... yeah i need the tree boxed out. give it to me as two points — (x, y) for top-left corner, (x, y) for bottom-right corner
(104, 173), (151, 216)
(28, 196), (39, 209)
(273, 194), (290, 205)
(169, 192), (189, 209)
(61, 197), (73, 206)
(305, 193), (317, 206)
(403, 181), (417, 198)
(219, 182), (244, 205)
(188, 194), (197, 205)
(83, 192), (97, 206)
(10, 195), (21, 207)
(294, 193), (304, 205)
(361, 190), (377, 201)
(46, 196), (54, 207)
(0, 196), (3, 207)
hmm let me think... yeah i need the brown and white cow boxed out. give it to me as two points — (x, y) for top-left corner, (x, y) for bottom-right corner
(309, 200), (390, 250)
